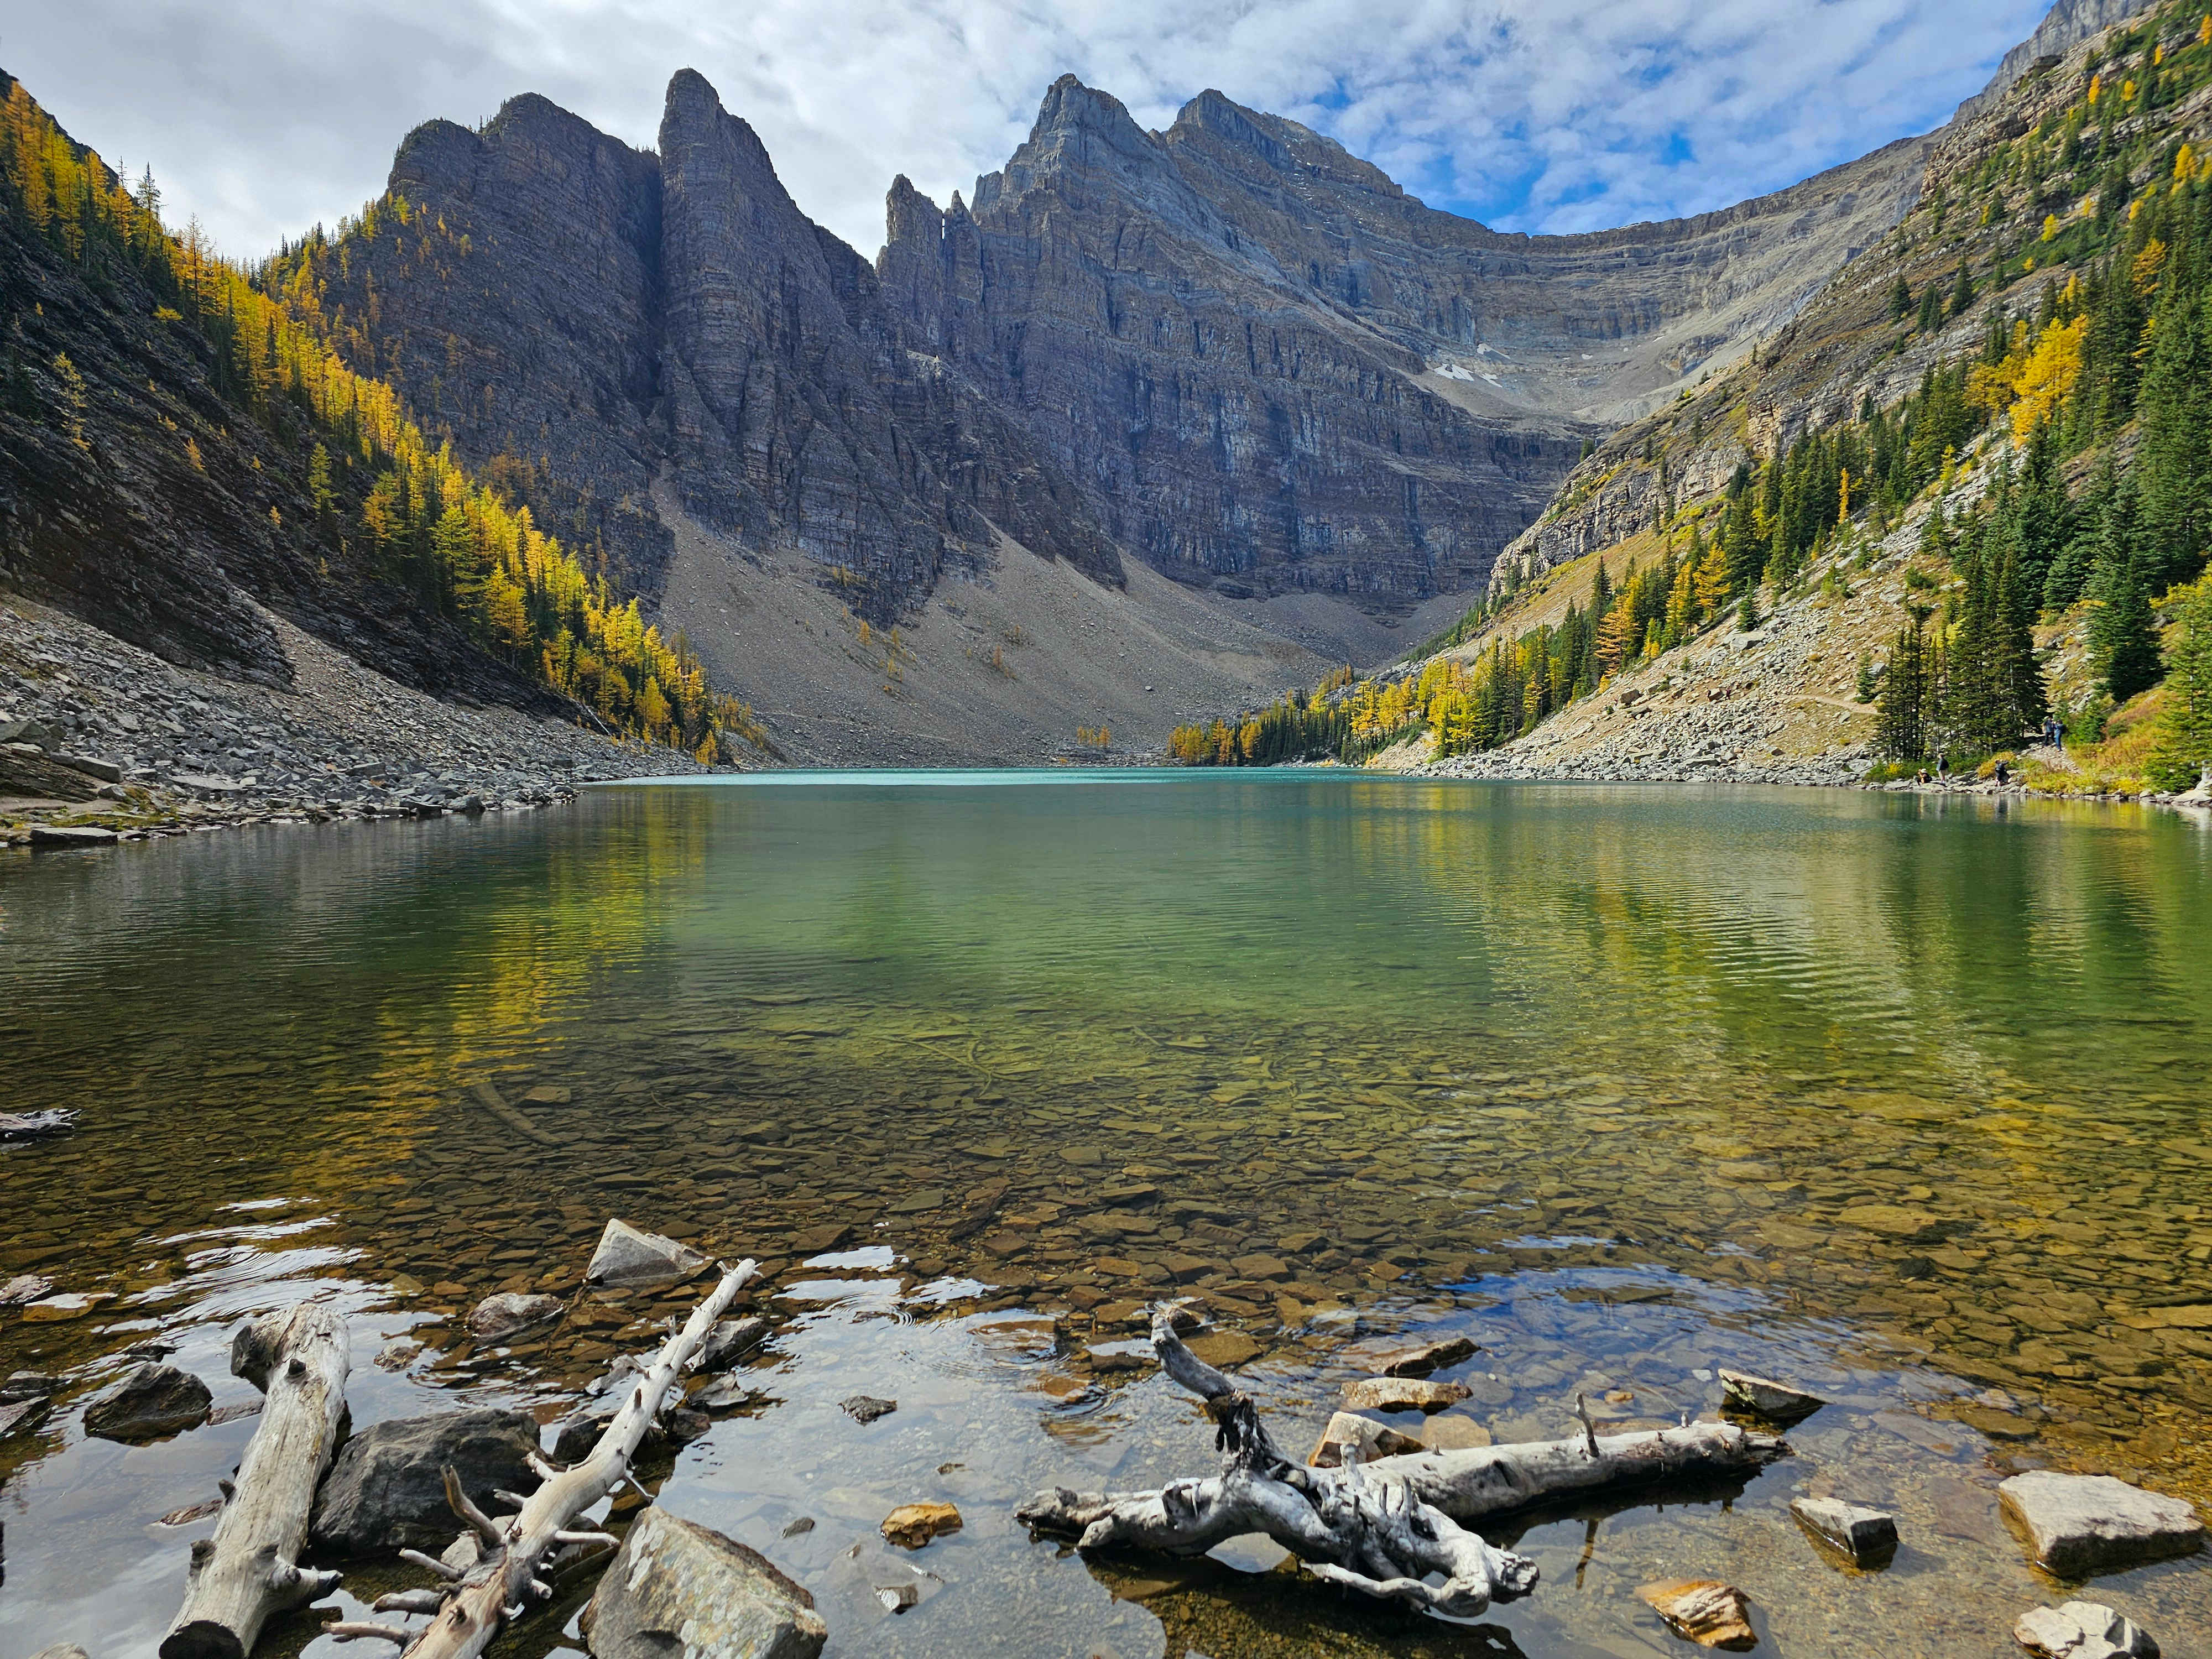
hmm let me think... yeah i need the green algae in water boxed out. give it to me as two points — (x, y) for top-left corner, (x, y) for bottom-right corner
(1, 775), (2209, 1656)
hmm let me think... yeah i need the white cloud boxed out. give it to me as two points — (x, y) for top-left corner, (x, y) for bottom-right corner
(6, 0), (2051, 260)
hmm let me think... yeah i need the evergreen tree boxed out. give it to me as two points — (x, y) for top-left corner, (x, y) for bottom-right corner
(1876, 620), (1932, 759)
(2088, 549), (2162, 701)
(2135, 279), (2212, 590)
(2148, 573), (2212, 787)
(1917, 281), (1944, 332)
(1948, 260), (1975, 318)
(1888, 272), (1913, 322)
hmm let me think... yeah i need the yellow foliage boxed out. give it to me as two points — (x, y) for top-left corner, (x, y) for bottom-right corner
(2041, 213), (2060, 242)
(2177, 143), (2198, 181)
(2133, 238), (2167, 295)
(2008, 316), (2088, 438)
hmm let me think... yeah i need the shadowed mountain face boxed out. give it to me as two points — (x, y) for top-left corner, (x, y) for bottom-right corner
(322, 69), (1928, 624)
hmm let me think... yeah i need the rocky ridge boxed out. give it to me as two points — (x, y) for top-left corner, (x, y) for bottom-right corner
(0, 597), (713, 850)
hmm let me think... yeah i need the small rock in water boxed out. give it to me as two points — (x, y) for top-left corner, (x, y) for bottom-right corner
(1185, 1330), (1262, 1370)
(0, 1109), (77, 1140)
(159, 1498), (225, 1526)
(1343, 1376), (1472, 1414)
(2014, 1600), (2160, 1658)
(1718, 1368), (1825, 1423)
(1998, 1472), (2204, 1577)
(581, 1504), (826, 1659)
(842, 1395), (898, 1425)
(0, 1396), (53, 1440)
(466, 1291), (564, 1340)
(1344, 1333), (1478, 1378)
(1791, 1496), (1899, 1567)
(312, 1408), (540, 1554)
(693, 1316), (769, 1374)
(881, 1501), (962, 1548)
(586, 1217), (710, 1288)
(21, 1292), (113, 1322)
(877, 1582), (921, 1614)
(2, 1370), (60, 1401)
(692, 1375), (756, 1412)
(1637, 1579), (1759, 1650)
(0, 1274), (55, 1305)
(782, 1516), (816, 1537)
(84, 1364), (212, 1443)
(373, 1341), (421, 1371)
(1308, 1411), (1425, 1468)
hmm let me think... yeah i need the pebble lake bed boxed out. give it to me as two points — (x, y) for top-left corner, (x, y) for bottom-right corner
(2, 773), (2209, 1658)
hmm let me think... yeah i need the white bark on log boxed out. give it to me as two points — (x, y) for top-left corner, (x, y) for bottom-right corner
(327, 1259), (757, 1659)
(1017, 1302), (1785, 1619)
(162, 1303), (351, 1659)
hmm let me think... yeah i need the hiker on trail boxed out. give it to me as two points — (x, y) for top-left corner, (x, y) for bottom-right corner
(1995, 758), (2010, 786)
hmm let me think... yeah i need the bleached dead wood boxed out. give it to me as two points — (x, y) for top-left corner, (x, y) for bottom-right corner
(161, 1303), (350, 1659)
(1017, 1302), (1785, 1619)
(324, 1259), (757, 1659)
(467, 1081), (552, 1147)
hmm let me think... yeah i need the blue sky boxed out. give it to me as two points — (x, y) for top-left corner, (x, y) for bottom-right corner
(4, 0), (2054, 258)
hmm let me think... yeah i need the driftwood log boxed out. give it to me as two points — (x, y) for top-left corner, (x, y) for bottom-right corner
(1017, 1303), (1785, 1618)
(161, 1303), (351, 1659)
(325, 1259), (757, 1659)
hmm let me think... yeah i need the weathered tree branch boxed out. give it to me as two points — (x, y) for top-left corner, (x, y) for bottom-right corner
(1018, 1301), (1786, 1619)
(325, 1259), (757, 1659)
(161, 1303), (351, 1659)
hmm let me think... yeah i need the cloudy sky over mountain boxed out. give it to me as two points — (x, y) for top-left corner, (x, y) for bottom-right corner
(8, 0), (2049, 259)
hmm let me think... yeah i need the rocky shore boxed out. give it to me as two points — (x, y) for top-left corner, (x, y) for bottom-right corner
(0, 598), (727, 849)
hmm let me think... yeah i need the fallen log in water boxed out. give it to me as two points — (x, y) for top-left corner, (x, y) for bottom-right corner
(161, 1303), (350, 1659)
(1018, 1302), (1786, 1618)
(324, 1258), (757, 1659)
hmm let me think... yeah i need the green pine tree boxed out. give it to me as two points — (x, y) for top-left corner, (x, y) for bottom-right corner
(2148, 573), (2212, 789)
(2088, 549), (2162, 701)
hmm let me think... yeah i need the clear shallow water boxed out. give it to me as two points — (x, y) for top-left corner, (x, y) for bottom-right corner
(2, 773), (2209, 1658)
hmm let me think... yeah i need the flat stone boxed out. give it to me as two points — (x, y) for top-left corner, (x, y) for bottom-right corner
(881, 1501), (962, 1548)
(83, 1364), (211, 1443)
(1185, 1331), (1262, 1370)
(1343, 1376), (1471, 1414)
(586, 1218), (709, 1288)
(1084, 1341), (1155, 1374)
(1637, 1579), (1758, 1650)
(466, 1291), (565, 1340)
(312, 1408), (540, 1555)
(1957, 1404), (2040, 1441)
(1229, 1254), (1291, 1280)
(1791, 1496), (1898, 1566)
(1343, 1333), (1478, 1378)
(1998, 1472), (2204, 1577)
(521, 1084), (572, 1104)
(1837, 1204), (1937, 1237)
(1719, 1368), (1825, 1423)
(889, 1189), (946, 1213)
(1308, 1411), (1424, 1468)
(29, 823), (117, 846)
(695, 1316), (769, 1373)
(2014, 1600), (2158, 1658)
(581, 1504), (825, 1659)
(790, 1224), (851, 1254)
(842, 1394), (898, 1425)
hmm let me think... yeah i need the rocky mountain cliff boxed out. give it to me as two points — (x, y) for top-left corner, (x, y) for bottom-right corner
(311, 66), (1927, 629)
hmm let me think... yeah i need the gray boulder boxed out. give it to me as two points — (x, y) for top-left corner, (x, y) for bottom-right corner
(1998, 1472), (2203, 1577)
(695, 1316), (769, 1373)
(2015, 1600), (2159, 1658)
(586, 1219), (708, 1288)
(1719, 1368), (1825, 1423)
(466, 1292), (565, 1341)
(312, 1408), (539, 1555)
(1791, 1495), (1898, 1566)
(83, 1364), (211, 1443)
(580, 1504), (825, 1659)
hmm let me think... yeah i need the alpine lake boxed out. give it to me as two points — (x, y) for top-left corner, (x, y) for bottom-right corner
(2, 772), (2209, 1659)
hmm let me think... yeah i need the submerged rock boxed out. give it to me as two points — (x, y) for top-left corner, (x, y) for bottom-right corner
(312, 1408), (540, 1554)
(1998, 1472), (2203, 1577)
(581, 1505), (825, 1659)
(1637, 1579), (1759, 1650)
(1308, 1411), (1423, 1468)
(83, 1364), (211, 1443)
(1791, 1496), (1899, 1566)
(1718, 1368), (1825, 1423)
(1345, 1334), (1477, 1378)
(2014, 1600), (2159, 1658)
(881, 1501), (962, 1548)
(694, 1316), (769, 1373)
(586, 1218), (709, 1288)
(841, 1395), (898, 1425)
(466, 1291), (564, 1340)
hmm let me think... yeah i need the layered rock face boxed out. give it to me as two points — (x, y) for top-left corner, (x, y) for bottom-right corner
(311, 95), (669, 594)
(333, 68), (1925, 622)
(875, 77), (1927, 604)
